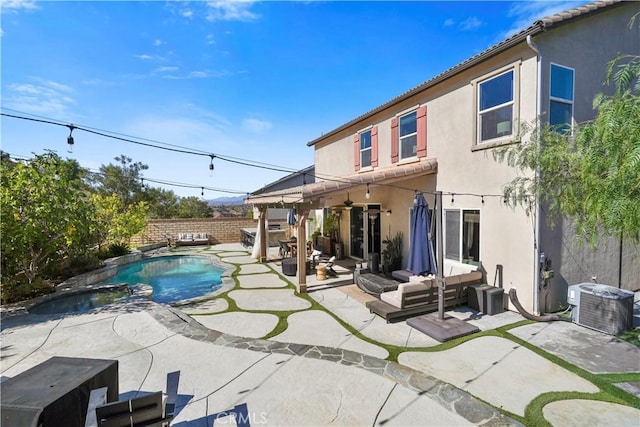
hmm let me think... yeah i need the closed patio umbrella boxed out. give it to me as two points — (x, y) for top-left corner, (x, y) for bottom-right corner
(407, 194), (437, 275)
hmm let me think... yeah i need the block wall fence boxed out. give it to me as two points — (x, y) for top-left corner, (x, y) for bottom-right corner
(131, 218), (259, 246)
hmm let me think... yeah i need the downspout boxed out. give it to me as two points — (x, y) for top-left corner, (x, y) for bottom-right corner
(526, 34), (542, 315)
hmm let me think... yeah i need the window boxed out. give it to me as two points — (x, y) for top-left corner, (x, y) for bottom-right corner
(399, 111), (417, 159)
(360, 129), (372, 168)
(444, 209), (480, 266)
(478, 70), (514, 142)
(550, 64), (574, 133)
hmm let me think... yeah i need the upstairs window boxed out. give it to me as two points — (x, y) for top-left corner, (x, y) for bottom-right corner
(550, 64), (574, 133)
(399, 111), (417, 159)
(478, 70), (514, 142)
(445, 209), (480, 266)
(360, 129), (372, 168)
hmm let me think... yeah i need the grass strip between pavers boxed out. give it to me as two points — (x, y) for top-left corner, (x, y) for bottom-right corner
(199, 250), (640, 425)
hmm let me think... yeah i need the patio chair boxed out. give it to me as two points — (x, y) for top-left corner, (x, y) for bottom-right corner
(86, 371), (180, 427)
(324, 256), (337, 276)
(278, 241), (291, 258)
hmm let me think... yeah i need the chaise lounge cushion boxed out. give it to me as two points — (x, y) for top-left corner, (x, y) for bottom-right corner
(380, 282), (431, 308)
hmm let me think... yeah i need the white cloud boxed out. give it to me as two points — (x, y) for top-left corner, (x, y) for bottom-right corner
(134, 54), (154, 60)
(188, 71), (208, 78)
(459, 16), (483, 31)
(4, 79), (75, 116)
(155, 66), (179, 73)
(243, 118), (272, 133)
(153, 39), (165, 47)
(206, 34), (216, 45)
(443, 18), (455, 27)
(181, 8), (194, 19)
(0, 0), (39, 14)
(205, 0), (259, 22)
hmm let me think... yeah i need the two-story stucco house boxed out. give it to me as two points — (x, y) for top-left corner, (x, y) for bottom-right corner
(246, 0), (639, 314)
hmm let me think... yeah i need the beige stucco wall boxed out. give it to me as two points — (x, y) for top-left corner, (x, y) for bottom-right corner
(314, 42), (541, 310)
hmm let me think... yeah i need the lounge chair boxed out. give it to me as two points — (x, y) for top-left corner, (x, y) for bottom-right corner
(86, 371), (180, 427)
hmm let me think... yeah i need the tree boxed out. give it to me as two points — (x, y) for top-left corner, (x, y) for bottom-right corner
(176, 196), (213, 218)
(1, 152), (96, 283)
(495, 52), (640, 245)
(90, 194), (148, 247)
(92, 155), (148, 205)
(142, 187), (179, 219)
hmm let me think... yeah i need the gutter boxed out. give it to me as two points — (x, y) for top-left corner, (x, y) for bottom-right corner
(526, 34), (542, 315)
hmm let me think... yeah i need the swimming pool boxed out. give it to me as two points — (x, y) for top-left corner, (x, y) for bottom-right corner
(105, 255), (225, 304)
(29, 287), (130, 315)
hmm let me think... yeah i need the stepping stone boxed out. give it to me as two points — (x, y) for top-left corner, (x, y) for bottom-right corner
(229, 289), (311, 311)
(195, 312), (279, 338)
(273, 310), (388, 359)
(237, 264), (272, 275)
(238, 273), (288, 289)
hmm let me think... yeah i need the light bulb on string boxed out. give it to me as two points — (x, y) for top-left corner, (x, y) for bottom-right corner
(209, 155), (215, 176)
(451, 193), (455, 204)
(67, 125), (75, 153)
(201, 187), (204, 197)
(365, 183), (370, 199)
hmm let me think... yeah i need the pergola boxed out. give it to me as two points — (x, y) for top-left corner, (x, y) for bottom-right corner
(245, 159), (437, 292)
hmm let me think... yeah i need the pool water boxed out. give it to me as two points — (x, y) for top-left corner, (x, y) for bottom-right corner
(106, 255), (224, 304)
(30, 289), (130, 315)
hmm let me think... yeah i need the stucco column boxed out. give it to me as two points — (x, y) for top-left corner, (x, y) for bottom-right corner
(296, 209), (309, 293)
(258, 207), (268, 262)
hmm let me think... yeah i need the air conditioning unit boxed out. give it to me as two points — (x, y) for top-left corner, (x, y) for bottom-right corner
(567, 283), (634, 335)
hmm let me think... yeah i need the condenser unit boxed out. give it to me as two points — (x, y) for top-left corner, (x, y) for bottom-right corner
(567, 283), (634, 335)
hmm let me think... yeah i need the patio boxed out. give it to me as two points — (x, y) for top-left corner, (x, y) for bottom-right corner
(1, 243), (638, 426)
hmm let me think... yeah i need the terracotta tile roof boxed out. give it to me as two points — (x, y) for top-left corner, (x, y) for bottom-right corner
(307, 0), (624, 147)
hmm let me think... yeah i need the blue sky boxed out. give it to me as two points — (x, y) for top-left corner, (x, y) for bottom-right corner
(1, 0), (589, 199)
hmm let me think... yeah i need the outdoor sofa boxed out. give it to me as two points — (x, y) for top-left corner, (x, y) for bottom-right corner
(175, 232), (210, 246)
(365, 271), (484, 322)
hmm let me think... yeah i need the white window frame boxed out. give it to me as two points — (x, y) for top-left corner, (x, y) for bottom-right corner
(359, 129), (372, 168)
(444, 208), (481, 266)
(399, 110), (417, 160)
(477, 69), (514, 143)
(549, 63), (575, 134)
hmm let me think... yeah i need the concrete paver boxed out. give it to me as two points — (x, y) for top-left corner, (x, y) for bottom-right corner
(238, 273), (289, 289)
(510, 320), (640, 374)
(237, 263), (273, 275)
(194, 312), (279, 338)
(228, 289), (311, 311)
(543, 399), (640, 427)
(310, 287), (438, 347)
(272, 310), (389, 359)
(399, 335), (599, 417)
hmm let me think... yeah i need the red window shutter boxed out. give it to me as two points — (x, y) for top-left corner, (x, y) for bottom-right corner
(417, 106), (427, 158)
(371, 126), (378, 167)
(391, 117), (399, 163)
(354, 134), (360, 171)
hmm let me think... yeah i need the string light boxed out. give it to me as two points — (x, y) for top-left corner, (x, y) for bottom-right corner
(201, 187), (204, 197)
(365, 183), (370, 199)
(2, 113), (525, 207)
(451, 193), (455, 204)
(67, 125), (75, 153)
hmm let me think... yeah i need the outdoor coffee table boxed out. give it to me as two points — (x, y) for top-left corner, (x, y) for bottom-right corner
(1, 356), (119, 427)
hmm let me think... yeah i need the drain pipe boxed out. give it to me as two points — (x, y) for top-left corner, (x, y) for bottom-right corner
(527, 34), (542, 315)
